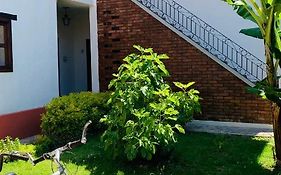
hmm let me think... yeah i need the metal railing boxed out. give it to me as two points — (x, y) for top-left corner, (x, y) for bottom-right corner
(134, 0), (266, 82)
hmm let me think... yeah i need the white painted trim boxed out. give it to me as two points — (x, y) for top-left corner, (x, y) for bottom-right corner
(71, 0), (93, 5)
(54, 1), (60, 95)
(131, 0), (255, 87)
(89, 3), (100, 92)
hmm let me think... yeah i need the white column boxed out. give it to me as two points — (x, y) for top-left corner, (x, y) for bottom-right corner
(89, 0), (100, 92)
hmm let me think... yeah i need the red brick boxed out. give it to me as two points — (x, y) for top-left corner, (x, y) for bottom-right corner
(97, 0), (272, 123)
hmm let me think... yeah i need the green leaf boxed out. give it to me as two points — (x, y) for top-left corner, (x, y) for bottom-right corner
(190, 89), (200, 94)
(165, 108), (179, 116)
(247, 86), (261, 95)
(154, 89), (170, 97)
(117, 171), (125, 175)
(235, 2), (258, 24)
(168, 95), (180, 106)
(158, 54), (169, 60)
(100, 117), (108, 123)
(158, 64), (169, 75)
(144, 48), (153, 53)
(167, 117), (178, 121)
(133, 45), (144, 52)
(222, 0), (262, 26)
(175, 124), (185, 134)
(140, 86), (149, 96)
(274, 20), (281, 52)
(174, 82), (195, 90)
(240, 27), (263, 39)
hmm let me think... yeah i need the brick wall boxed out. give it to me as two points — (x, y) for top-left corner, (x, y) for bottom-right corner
(97, 0), (272, 123)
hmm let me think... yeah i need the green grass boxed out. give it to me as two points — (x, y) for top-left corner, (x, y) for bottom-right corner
(1, 133), (280, 175)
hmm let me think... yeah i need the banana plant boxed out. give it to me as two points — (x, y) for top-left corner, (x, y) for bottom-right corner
(222, 0), (281, 165)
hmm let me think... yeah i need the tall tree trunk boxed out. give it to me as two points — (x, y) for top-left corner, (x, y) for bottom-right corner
(265, 43), (275, 86)
(265, 42), (281, 165)
(272, 103), (281, 166)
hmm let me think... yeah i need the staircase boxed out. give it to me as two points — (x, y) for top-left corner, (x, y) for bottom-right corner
(132, 0), (266, 85)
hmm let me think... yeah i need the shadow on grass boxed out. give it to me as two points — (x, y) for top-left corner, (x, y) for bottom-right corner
(62, 132), (281, 175)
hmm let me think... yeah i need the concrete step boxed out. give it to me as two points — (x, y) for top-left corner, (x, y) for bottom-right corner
(186, 120), (273, 137)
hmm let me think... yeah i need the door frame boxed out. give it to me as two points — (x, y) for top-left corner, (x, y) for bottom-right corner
(86, 39), (92, 91)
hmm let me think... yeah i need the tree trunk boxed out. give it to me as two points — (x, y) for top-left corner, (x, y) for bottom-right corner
(265, 43), (276, 86)
(272, 103), (281, 166)
(265, 41), (281, 165)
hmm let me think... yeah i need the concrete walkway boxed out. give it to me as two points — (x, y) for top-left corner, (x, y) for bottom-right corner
(21, 135), (37, 144)
(186, 120), (273, 137)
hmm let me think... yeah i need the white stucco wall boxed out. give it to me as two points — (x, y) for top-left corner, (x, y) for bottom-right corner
(0, 0), (59, 114)
(175, 0), (265, 61)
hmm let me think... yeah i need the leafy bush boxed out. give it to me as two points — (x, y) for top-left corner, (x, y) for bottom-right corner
(34, 135), (55, 156)
(40, 92), (111, 148)
(0, 137), (21, 153)
(0, 137), (22, 162)
(101, 46), (201, 161)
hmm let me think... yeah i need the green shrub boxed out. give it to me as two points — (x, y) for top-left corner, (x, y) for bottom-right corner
(0, 137), (22, 162)
(101, 46), (201, 161)
(40, 92), (111, 148)
(34, 135), (55, 156)
(0, 137), (21, 153)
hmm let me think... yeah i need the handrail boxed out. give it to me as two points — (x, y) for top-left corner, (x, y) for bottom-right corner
(134, 0), (266, 82)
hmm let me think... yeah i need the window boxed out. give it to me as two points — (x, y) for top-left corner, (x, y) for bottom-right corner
(0, 12), (17, 72)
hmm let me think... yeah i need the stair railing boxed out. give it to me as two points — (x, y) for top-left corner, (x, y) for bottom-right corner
(134, 0), (266, 82)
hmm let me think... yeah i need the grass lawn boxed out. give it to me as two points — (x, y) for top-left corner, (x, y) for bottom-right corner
(1, 132), (280, 175)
